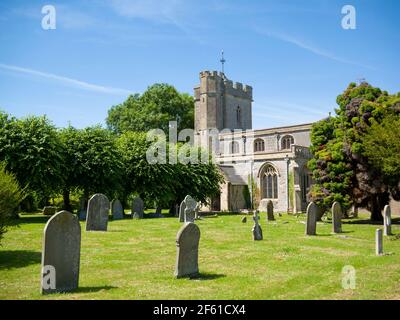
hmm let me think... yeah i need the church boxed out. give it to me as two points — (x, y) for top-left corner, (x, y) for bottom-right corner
(194, 70), (314, 214)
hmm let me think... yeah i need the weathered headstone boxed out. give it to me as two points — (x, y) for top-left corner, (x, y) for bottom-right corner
(252, 211), (263, 241)
(174, 222), (200, 279)
(383, 205), (392, 236)
(132, 197), (144, 219)
(78, 198), (87, 221)
(332, 202), (342, 234)
(184, 195), (197, 223)
(179, 200), (186, 222)
(41, 211), (81, 294)
(305, 202), (318, 236)
(376, 229), (383, 255)
(86, 194), (110, 231)
(111, 199), (124, 220)
(241, 216), (247, 223)
(175, 204), (179, 217)
(266, 200), (275, 221)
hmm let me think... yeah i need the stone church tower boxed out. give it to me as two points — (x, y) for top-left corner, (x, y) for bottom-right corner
(194, 71), (253, 134)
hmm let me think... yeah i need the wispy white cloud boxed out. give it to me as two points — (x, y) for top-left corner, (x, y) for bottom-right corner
(255, 28), (375, 70)
(0, 63), (132, 96)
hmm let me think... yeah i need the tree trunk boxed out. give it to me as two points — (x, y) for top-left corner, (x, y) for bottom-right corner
(370, 196), (383, 222)
(63, 189), (73, 213)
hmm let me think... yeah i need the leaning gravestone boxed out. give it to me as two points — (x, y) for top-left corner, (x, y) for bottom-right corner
(383, 205), (392, 236)
(174, 222), (200, 279)
(252, 211), (263, 241)
(41, 211), (81, 294)
(179, 200), (186, 222)
(132, 197), (144, 219)
(305, 202), (318, 236)
(332, 202), (342, 234)
(111, 199), (124, 220)
(184, 195), (197, 223)
(86, 194), (110, 232)
(266, 200), (275, 221)
(241, 216), (247, 223)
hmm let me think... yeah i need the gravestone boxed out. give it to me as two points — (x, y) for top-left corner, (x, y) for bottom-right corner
(376, 229), (383, 255)
(241, 216), (247, 223)
(252, 211), (263, 241)
(266, 200), (275, 221)
(175, 204), (179, 217)
(332, 202), (342, 234)
(179, 200), (186, 222)
(174, 222), (200, 279)
(86, 194), (110, 232)
(41, 211), (81, 294)
(111, 199), (124, 220)
(78, 198), (87, 221)
(383, 205), (392, 236)
(305, 202), (318, 236)
(184, 195), (197, 223)
(132, 197), (144, 219)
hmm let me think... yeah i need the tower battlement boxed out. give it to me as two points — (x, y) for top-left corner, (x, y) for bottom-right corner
(198, 71), (252, 100)
(194, 70), (253, 132)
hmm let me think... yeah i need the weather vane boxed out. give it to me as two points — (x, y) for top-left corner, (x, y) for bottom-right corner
(220, 50), (226, 74)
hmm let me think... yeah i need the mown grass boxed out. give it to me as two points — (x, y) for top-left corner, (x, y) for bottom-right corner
(1, 212), (400, 300)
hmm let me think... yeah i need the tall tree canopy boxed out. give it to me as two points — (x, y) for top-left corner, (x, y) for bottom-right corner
(0, 112), (64, 205)
(59, 126), (123, 210)
(117, 131), (224, 210)
(363, 113), (400, 198)
(107, 84), (194, 134)
(309, 83), (400, 221)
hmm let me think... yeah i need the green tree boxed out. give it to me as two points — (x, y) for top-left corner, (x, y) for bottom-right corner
(363, 114), (400, 199)
(59, 126), (123, 211)
(117, 131), (224, 211)
(309, 83), (400, 221)
(107, 84), (194, 134)
(0, 162), (24, 241)
(0, 113), (64, 208)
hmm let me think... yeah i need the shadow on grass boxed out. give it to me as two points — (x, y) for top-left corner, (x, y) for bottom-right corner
(9, 215), (50, 226)
(343, 219), (395, 225)
(189, 273), (226, 281)
(0, 250), (41, 269)
(74, 285), (117, 293)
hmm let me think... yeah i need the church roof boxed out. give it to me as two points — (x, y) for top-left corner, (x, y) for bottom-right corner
(219, 165), (248, 185)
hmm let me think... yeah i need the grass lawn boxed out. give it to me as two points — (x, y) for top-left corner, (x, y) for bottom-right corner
(1, 212), (400, 300)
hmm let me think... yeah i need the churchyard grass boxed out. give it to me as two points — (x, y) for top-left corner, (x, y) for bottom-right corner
(1, 212), (400, 300)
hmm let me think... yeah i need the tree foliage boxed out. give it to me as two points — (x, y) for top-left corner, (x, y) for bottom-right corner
(107, 84), (194, 134)
(308, 83), (400, 220)
(59, 126), (123, 208)
(0, 162), (24, 242)
(117, 131), (224, 209)
(0, 113), (64, 205)
(363, 114), (400, 198)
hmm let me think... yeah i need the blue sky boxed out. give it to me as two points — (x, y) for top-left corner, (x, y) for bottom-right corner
(0, 0), (399, 129)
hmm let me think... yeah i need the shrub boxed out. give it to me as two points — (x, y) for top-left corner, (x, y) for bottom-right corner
(0, 162), (23, 243)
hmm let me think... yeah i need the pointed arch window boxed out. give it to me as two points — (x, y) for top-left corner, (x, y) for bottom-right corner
(254, 138), (265, 152)
(281, 135), (294, 150)
(261, 165), (278, 199)
(230, 141), (240, 154)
